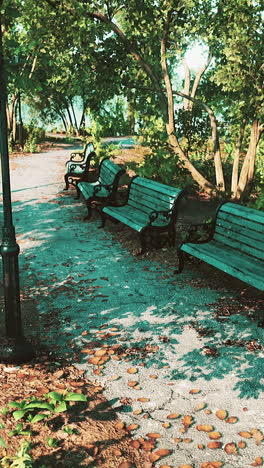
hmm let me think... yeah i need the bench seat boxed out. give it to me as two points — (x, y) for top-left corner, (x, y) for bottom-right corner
(177, 202), (264, 291)
(101, 176), (184, 252)
(76, 158), (125, 220)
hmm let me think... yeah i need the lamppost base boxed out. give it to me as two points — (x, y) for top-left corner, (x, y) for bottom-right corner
(0, 337), (35, 364)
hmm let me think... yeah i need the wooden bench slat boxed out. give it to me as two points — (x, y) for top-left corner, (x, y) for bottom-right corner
(221, 202), (264, 223)
(101, 176), (184, 252)
(133, 176), (182, 197)
(217, 211), (264, 234)
(178, 201), (264, 290)
(76, 158), (125, 220)
(214, 230), (264, 260)
(181, 241), (264, 290)
(215, 217), (264, 242)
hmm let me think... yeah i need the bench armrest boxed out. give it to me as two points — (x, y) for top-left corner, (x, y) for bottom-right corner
(184, 220), (214, 243)
(93, 183), (113, 194)
(148, 208), (173, 224)
(69, 151), (85, 162)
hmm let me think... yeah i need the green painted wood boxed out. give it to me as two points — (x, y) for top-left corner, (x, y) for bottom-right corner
(214, 225), (264, 255)
(214, 231), (264, 260)
(181, 241), (264, 290)
(217, 211), (264, 234)
(133, 176), (181, 197)
(103, 205), (170, 231)
(221, 202), (264, 223)
(215, 217), (264, 242)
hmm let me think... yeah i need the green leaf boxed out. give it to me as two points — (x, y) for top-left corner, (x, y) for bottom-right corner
(31, 413), (49, 424)
(46, 391), (63, 402)
(54, 401), (67, 413)
(25, 401), (54, 411)
(64, 392), (87, 402)
(0, 423), (5, 429)
(0, 436), (7, 448)
(8, 401), (23, 409)
(12, 410), (27, 421)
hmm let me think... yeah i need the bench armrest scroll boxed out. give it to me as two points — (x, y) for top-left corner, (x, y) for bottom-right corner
(148, 208), (173, 224)
(93, 183), (113, 194)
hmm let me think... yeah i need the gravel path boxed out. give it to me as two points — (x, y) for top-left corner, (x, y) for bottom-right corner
(0, 144), (263, 468)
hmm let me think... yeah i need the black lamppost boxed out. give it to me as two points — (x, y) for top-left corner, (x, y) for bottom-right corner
(0, 15), (35, 363)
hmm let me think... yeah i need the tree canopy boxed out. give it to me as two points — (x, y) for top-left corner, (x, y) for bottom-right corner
(1, 0), (263, 199)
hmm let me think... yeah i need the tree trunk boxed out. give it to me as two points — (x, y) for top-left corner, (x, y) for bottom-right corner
(182, 59), (191, 110)
(231, 121), (246, 197)
(236, 120), (262, 200)
(17, 93), (24, 148)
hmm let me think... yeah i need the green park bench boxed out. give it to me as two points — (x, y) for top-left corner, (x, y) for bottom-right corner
(64, 142), (95, 190)
(176, 202), (264, 291)
(76, 157), (125, 220)
(100, 176), (185, 253)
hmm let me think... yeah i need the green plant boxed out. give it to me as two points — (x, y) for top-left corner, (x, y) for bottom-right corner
(0, 391), (87, 467)
(0, 441), (33, 468)
(46, 437), (58, 448)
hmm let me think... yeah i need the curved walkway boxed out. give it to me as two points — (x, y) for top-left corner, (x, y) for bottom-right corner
(1, 144), (263, 467)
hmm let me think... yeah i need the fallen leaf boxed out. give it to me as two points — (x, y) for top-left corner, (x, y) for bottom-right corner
(162, 422), (171, 428)
(94, 348), (107, 357)
(207, 441), (222, 449)
(111, 375), (120, 381)
(160, 465), (172, 468)
(127, 381), (138, 387)
(189, 388), (200, 394)
(195, 402), (207, 411)
(182, 415), (194, 428)
(208, 432), (222, 440)
(126, 424), (139, 431)
(127, 367), (138, 374)
(251, 457), (263, 466)
(118, 463), (133, 468)
(173, 438), (182, 443)
(238, 431), (252, 439)
(149, 375), (158, 379)
(115, 421), (125, 430)
(197, 444), (205, 450)
(196, 425), (214, 432)
(153, 448), (171, 457)
(200, 463), (223, 468)
(167, 413), (181, 419)
(130, 440), (140, 449)
(137, 397), (150, 402)
(146, 433), (161, 439)
(226, 416), (238, 424)
(204, 409), (212, 415)
(237, 441), (246, 448)
(183, 438), (192, 443)
(133, 409), (142, 415)
(251, 429), (264, 446)
(179, 465), (193, 468)
(215, 409), (227, 420)
(224, 442), (238, 455)
(113, 449), (122, 456)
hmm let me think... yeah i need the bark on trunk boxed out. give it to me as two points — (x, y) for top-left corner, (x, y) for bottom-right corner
(231, 121), (246, 197)
(236, 120), (262, 200)
(182, 59), (191, 110)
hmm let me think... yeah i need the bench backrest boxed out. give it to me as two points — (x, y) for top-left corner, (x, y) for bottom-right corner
(214, 202), (264, 261)
(98, 158), (125, 189)
(127, 176), (183, 223)
(83, 142), (95, 162)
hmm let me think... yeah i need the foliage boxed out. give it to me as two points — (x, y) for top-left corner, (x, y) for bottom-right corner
(0, 391), (87, 467)
(23, 122), (45, 153)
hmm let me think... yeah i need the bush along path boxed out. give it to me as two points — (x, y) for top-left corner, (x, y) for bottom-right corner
(0, 144), (263, 467)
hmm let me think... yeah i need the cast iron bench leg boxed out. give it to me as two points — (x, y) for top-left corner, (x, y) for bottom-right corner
(83, 203), (92, 221)
(63, 174), (70, 191)
(175, 248), (185, 274)
(75, 185), (81, 200)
